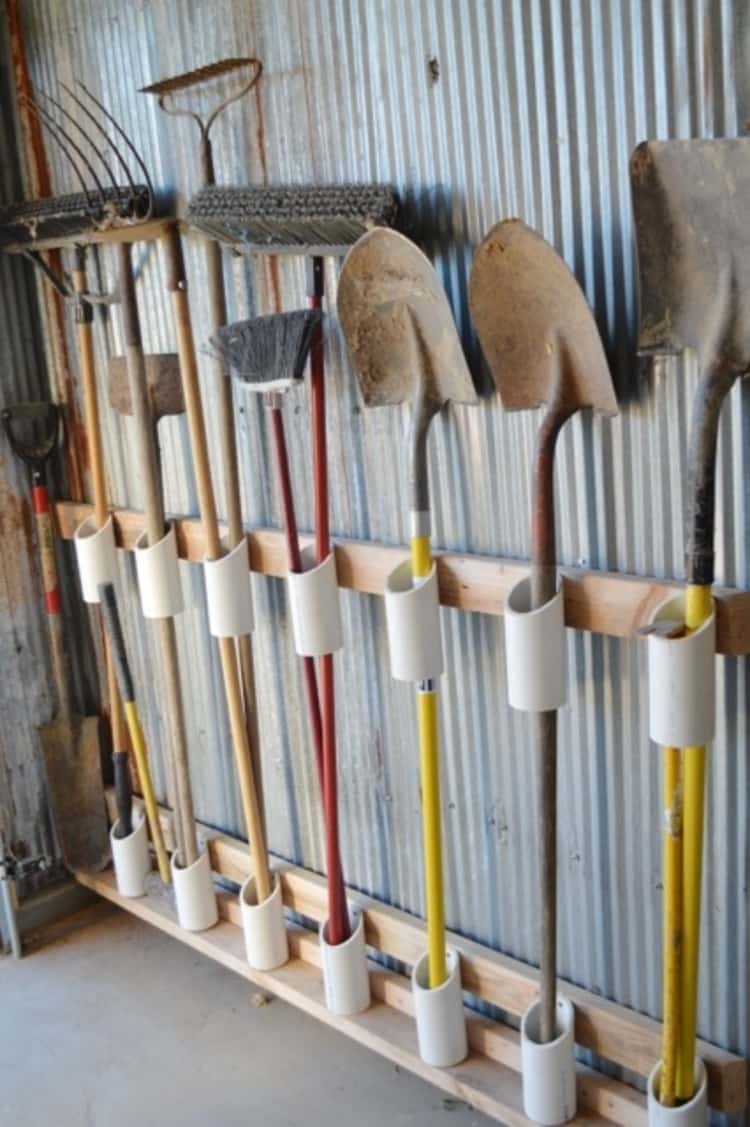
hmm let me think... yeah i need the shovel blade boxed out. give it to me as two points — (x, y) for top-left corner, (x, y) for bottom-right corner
(631, 139), (750, 371)
(39, 714), (110, 872)
(338, 228), (476, 408)
(109, 354), (184, 420)
(469, 219), (616, 414)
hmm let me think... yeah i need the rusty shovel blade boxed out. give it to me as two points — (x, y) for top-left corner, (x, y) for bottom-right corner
(40, 714), (110, 872)
(631, 138), (750, 374)
(469, 219), (616, 415)
(338, 228), (476, 409)
(108, 354), (184, 420)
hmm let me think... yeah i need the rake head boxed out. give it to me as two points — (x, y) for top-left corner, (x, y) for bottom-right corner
(0, 81), (153, 248)
(212, 310), (322, 392)
(188, 184), (400, 255)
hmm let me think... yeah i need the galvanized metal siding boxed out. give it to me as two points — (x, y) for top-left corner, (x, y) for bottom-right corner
(7, 0), (749, 1073)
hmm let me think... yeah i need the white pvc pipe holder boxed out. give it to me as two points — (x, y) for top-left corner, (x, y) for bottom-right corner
(73, 514), (117, 604)
(239, 873), (289, 971)
(287, 547), (343, 656)
(110, 812), (149, 898)
(171, 848), (218, 932)
(647, 1060), (708, 1125)
(647, 593), (716, 748)
(411, 946), (468, 1068)
(319, 904), (370, 1016)
(384, 560), (444, 682)
(505, 576), (566, 712)
(520, 995), (577, 1125)
(203, 539), (254, 638)
(134, 524), (184, 619)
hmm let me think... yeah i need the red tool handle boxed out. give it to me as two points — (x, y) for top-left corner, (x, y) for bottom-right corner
(309, 261), (350, 945)
(32, 483), (62, 616)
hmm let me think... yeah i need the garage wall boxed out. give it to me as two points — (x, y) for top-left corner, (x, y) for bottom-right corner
(2, 0), (748, 1084)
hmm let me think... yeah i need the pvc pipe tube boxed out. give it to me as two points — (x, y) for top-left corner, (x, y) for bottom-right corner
(239, 872), (288, 971)
(287, 547), (343, 656)
(203, 539), (254, 637)
(412, 946), (468, 1067)
(647, 594), (716, 748)
(73, 514), (117, 604)
(171, 848), (218, 932)
(384, 560), (444, 682)
(648, 1060), (707, 1125)
(134, 525), (184, 619)
(505, 576), (566, 712)
(110, 812), (150, 898)
(319, 904), (370, 1015)
(520, 995), (576, 1125)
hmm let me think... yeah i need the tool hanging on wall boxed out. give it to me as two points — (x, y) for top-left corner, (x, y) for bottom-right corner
(187, 181), (399, 949)
(108, 243), (199, 870)
(470, 219), (616, 1120)
(0, 82), (157, 867)
(2, 402), (109, 872)
(140, 58), (266, 830)
(98, 580), (170, 882)
(161, 224), (272, 907)
(339, 227), (476, 1054)
(632, 138), (750, 1112)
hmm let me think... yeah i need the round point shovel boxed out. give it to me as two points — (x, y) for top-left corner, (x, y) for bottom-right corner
(631, 138), (750, 1103)
(339, 228), (476, 988)
(470, 219), (616, 1044)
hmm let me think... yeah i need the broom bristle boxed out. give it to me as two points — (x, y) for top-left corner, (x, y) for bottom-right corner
(211, 310), (322, 392)
(187, 183), (399, 254)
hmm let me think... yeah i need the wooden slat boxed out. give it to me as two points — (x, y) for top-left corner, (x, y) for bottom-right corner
(105, 792), (746, 1114)
(1, 217), (174, 254)
(76, 867), (644, 1126)
(56, 500), (750, 654)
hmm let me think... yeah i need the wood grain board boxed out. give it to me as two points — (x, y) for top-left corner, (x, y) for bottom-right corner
(56, 500), (750, 654)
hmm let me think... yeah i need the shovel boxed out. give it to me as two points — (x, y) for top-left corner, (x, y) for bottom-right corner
(469, 219), (617, 1043)
(339, 228), (477, 987)
(631, 138), (750, 1102)
(109, 242), (198, 870)
(2, 402), (109, 872)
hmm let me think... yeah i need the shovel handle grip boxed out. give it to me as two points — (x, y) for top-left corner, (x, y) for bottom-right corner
(113, 750), (133, 839)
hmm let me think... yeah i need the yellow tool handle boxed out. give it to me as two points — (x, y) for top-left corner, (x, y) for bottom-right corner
(123, 701), (171, 884)
(676, 583), (711, 1099)
(411, 533), (446, 988)
(659, 745), (682, 1106)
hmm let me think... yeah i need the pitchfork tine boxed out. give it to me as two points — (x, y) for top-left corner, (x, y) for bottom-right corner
(37, 88), (121, 200)
(19, 94), (105, 213)
(59, 80), (136, 200)
(76, 81), (154, 207)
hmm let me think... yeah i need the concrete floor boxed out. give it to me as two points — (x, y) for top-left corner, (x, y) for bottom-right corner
(1, 902), (493, 1127)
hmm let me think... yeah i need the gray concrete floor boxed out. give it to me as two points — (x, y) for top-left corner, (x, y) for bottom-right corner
(1, 902), (494, 1127)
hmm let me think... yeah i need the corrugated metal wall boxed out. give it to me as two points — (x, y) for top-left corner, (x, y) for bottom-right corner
(2, 0), (748, 1095)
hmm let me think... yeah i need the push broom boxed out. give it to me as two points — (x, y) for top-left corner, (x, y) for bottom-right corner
(187, 180), (399, 950)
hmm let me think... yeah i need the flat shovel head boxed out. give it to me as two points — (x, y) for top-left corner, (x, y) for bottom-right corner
(39, 714), (110, 872)
(108, 354), (185, 420)
(469, 219), (616, 414)
(338, 228), (476, 408)
(631, 139), (750, 371)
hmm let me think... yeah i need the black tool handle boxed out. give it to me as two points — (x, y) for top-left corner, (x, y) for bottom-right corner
(98, 582), (134, 704)
(112, 750), (133, 839)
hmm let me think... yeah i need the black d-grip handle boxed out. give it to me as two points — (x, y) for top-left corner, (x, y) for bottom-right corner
(97, 582), (134, 704)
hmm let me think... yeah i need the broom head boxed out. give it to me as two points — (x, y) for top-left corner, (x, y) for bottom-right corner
(212, 309), (323, 392)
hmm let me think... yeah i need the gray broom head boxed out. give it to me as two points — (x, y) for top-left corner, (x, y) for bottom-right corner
(212, 309), (323, 393)
(187, 183), (399, 255)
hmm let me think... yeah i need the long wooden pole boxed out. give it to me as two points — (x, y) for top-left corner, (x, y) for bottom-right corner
(162, 226), (270, 903)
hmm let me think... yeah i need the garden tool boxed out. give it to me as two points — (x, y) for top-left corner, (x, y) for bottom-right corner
(631, 138), (750, 1103)
(339, 228), (477, 986)
(162, 225), (272, 904)
(186, 182), (397, 947)
(98, 580), (170, 882)
(108, 241), (198, 868)
(469, 219), (617, 1041)
(1, 402), (109, 871)
(211, 311), (346, 904)
(140, 59), (266, 824)
(0, 83), (155, 854)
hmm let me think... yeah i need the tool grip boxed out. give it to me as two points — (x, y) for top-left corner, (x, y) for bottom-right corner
(113, 750), (133, 839)
(98, 582), (134, 704)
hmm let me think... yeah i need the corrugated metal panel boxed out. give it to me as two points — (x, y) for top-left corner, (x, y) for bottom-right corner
(5, 0), (748, 1083)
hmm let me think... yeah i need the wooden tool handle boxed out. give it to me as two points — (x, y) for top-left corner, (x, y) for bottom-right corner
(32, 482), (71, 722)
